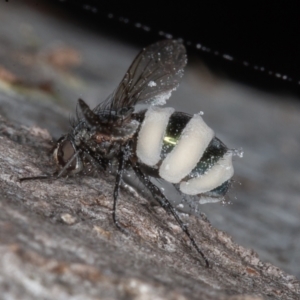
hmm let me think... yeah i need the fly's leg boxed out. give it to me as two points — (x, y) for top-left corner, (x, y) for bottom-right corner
(19, 150), (81, 182)
(131, 162), (209, 268)
(81, 150), (107, 174)
(112, 143), (131, 234)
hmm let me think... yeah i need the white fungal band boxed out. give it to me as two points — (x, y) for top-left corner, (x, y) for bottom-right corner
(159, 114), (214, 183)
(180, 152), (234, 195)
(137, 106), (175, 166)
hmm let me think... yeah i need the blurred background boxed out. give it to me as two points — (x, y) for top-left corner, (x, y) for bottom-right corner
(0, 0), (299, 277)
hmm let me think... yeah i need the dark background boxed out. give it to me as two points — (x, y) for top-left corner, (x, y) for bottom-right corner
(45, 0), (300, 96)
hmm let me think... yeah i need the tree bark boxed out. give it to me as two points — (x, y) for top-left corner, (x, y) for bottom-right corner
(0, 1), (300, 299)
(0, 114), (299, 300)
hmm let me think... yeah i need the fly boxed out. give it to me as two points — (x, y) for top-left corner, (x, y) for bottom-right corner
(20, 40), (238, 267)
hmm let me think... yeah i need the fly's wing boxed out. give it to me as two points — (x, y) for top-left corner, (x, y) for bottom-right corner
(94, 40), (187, 114)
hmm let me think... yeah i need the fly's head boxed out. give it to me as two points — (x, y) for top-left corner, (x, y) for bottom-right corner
(52, 120), (109, 176)
(53, 135), (83, 175)
(52, 100), (140, 177)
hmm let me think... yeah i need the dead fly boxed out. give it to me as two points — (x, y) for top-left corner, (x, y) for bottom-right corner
(20, 40), (237, 267)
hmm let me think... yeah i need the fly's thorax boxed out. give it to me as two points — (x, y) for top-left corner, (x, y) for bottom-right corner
(70, 117), (139, 156)
(93, 119), (140, 141)
(91, 119), (140, 159)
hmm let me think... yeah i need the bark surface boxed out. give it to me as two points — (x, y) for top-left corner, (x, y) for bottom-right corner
(0, 1), (300, 299)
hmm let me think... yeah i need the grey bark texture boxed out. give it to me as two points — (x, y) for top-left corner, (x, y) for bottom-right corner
(1, 114), (299, 300)
(0, 1), (300, 299)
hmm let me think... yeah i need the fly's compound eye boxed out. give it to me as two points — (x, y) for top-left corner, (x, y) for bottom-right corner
(53, 138), (82, 174)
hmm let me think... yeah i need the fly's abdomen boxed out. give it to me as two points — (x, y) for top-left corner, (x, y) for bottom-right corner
(136, 107), (234, 197)
(159, 112), (214, 183)
(136, 106), (175, 166)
